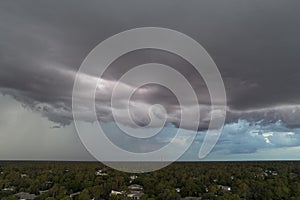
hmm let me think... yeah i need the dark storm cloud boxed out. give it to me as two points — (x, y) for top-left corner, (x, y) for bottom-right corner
(1, 0), (300, 128)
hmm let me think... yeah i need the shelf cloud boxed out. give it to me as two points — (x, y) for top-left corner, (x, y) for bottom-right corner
(1, 0), (300, 131)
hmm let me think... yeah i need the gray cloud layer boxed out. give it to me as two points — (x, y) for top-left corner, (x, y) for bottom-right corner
(1, 0), (300, 129)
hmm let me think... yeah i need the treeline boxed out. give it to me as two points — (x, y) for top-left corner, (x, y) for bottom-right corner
(1, 161), (300, 199)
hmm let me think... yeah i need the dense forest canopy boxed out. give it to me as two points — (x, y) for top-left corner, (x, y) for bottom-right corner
(1, 161), (300, 200)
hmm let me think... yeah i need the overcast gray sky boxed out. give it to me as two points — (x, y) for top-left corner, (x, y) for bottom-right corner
(1, 0), (300, 161)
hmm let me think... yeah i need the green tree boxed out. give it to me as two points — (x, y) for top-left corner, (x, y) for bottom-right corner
(1, 196), (18, 200)
(78, 189), (90, 200)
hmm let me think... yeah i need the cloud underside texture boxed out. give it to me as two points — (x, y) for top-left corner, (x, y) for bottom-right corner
(1, 0), (300, 131)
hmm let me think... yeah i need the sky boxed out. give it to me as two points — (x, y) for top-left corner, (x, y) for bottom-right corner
(0, 0), (300, 161)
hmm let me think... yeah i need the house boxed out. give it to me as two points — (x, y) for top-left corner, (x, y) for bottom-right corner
(217, 185), (231, 191)
(289, 172), (298, 178)
(110, 190), (123, 195)
(260, 171), (268, 177)
(128, 184), (143, 190)
(272, 171), (278, 176)
(2, 186), (15, 191)
(39, 190), (49, 195)
(129, 175), (138, 183)
(20, 173), (28, 178)
(69, 192), (81, 198)
(264, 169), (278, 176)
(110, 190), (125, 199)
(15, 192), (36, 200)
(127, 190), (144, 199)
(176, 188), (181, 193)
(130, 175), (138, 180)
(95, 170), (108, 176)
